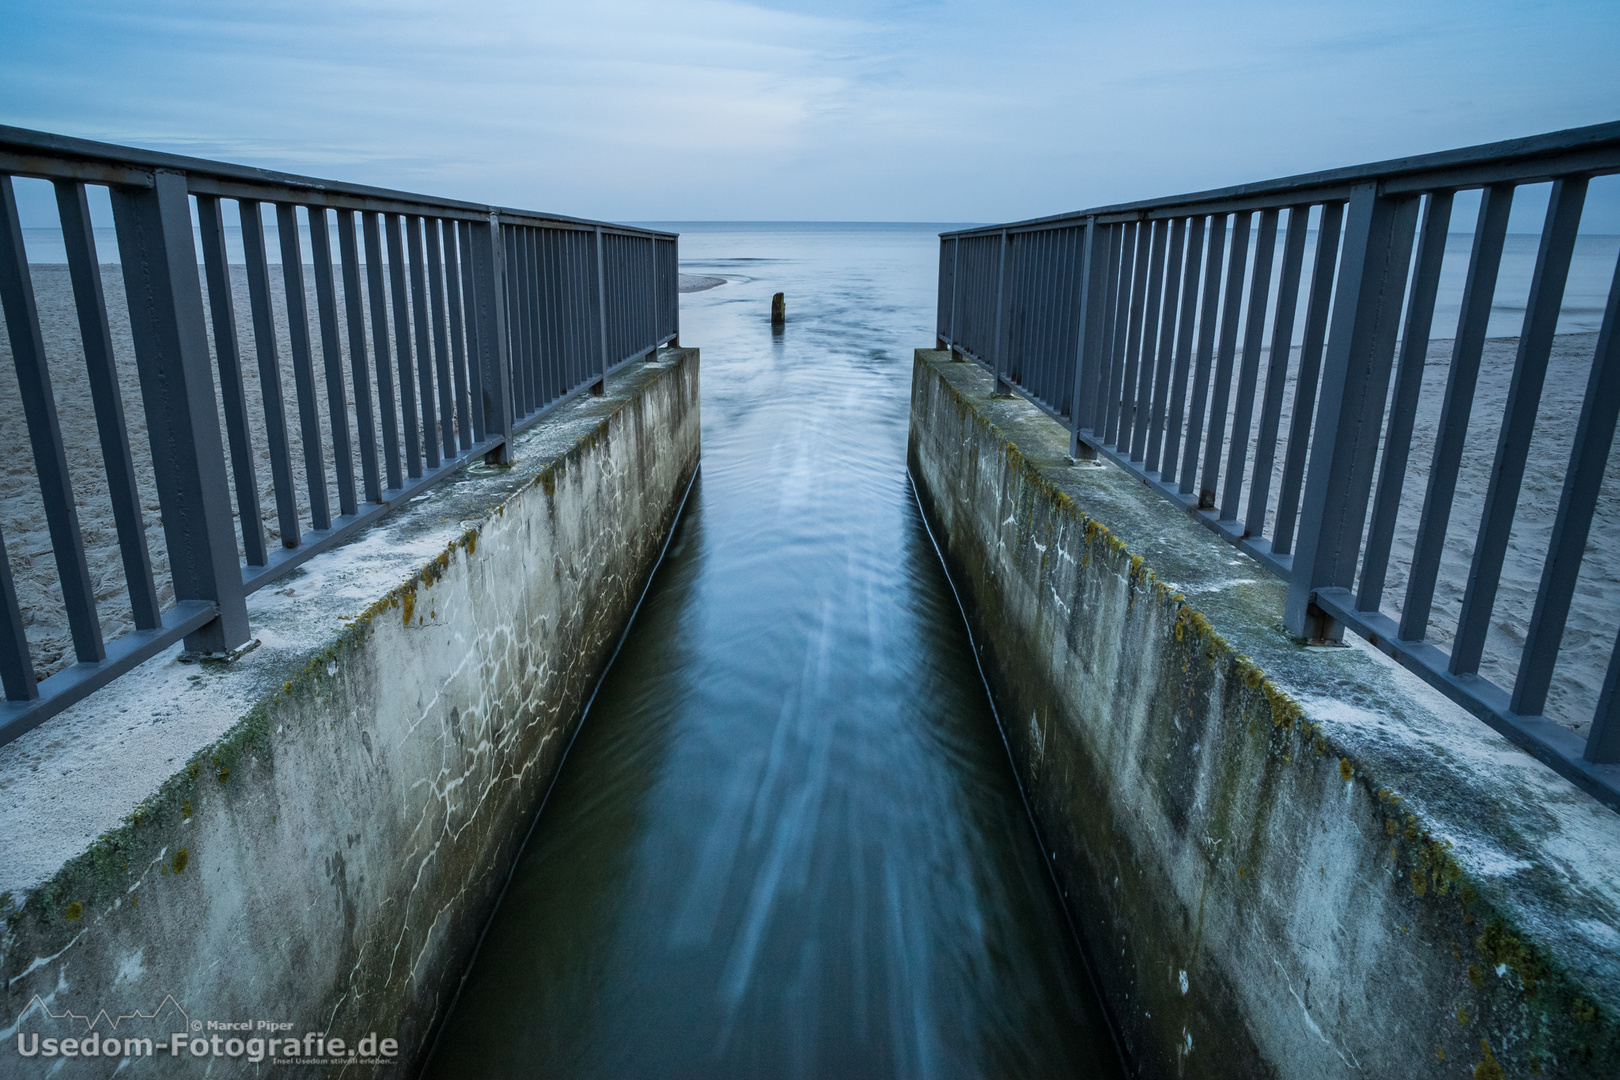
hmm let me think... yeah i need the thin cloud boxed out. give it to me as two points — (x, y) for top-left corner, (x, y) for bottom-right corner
(2, 0), (1616, 221)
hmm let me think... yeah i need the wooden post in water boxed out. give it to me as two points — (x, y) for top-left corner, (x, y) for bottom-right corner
(771, 292), (785, 330)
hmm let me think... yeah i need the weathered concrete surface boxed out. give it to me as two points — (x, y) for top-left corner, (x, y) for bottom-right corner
(908, 349), (1620, 1079)
(0, 348), (699, 1075)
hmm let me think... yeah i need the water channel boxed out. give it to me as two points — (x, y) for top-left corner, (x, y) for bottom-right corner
(426, 223), (1123, 1078)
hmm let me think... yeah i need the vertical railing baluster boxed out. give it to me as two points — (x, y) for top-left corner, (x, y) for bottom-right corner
(1450, 178), (1588, 677)
(1089, 224), (1124, 427)
(1514, 242), (1620, 725)
(362, 212), (403, 492)
(1199, 212), (1253, 509)
(1245, 204), (1312, 541)
(1050, 226), (1071, 412)
(560, 229), (575, 397)
(594, 226), (609, 393)
(1144, 217), (1186, 474)
(457, 220), (486, 442)
(509, 225), (532, 414)
(1590, 632), (1620, 764)
(426, 218), (460, 460)
(1054, 228), (1077, 409)
(551, 227), (567, 401)
(1128, 219), (1168, 461)
(647, 233), (658, 357)
(405, 216), (440, 472)
(1012, 232), (1025, 389)
(1220, 208), (1279, 523)
(308, 206), (357, 518)
(1069, 217), (1107, 456)
(1399, 184), (1514, 642)
(527, 226), (540, 410)
(500, 225), (520, 413)
(0, 520), (33, 700)
(276, 204), (332, 531)
(337, 210), (382, 504)
(576, 229), (589, 391)
(1111, 222), (1152, 447)
(469, 213), (513, 462)
(1272, 201), (1346, 556)
(670, 234), (680, 347)
(1285, 184), (1420, 639)
(1041, 228), (1057, 402)
(537, 227), (554, 404)
(1161, 216), (1205, 479)
(1179, 214), (1228, 496)
(384, 213), (422, 478)
(566, 230), (578, 392)
(239, 199), (301, 546)
(992, 229), (1012, 395)
(443, 220), (474, 450)
(0, 176), (102, 661)
(538, 228), (559, 406)
(1357, 191), (1454, 610)
(110, 170), (249, 652)
(63, 180), (166, 616)
(1101, 223), (1137, 441)
(617, 234), (629, 366)
(1045, 229), (1068, 406)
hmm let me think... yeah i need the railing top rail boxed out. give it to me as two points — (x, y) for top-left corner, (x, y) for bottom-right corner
(0, 124), (678, 239)
(941, 120), (1620, 238)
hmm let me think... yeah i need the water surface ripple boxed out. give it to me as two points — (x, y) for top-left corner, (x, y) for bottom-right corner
(427, 223), (1122, 1079)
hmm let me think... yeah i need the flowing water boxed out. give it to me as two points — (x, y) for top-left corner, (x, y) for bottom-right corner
(424, 224), (1124, 1078)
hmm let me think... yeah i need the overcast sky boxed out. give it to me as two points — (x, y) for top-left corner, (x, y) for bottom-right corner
(3, 0), (1618, 223)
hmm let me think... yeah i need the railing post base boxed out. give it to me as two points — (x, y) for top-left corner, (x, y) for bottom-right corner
(1070, 428), (1098, 462)
(1288, 597), (1343, 644)
(181, 637), (261, 666)
(470, 213), (513, 466)
(1284, 183), (1418, 642)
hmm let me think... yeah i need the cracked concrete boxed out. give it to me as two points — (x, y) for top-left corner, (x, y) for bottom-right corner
(0, 347), (699, 1077)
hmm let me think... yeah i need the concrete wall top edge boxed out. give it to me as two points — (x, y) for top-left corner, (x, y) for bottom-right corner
(909, 347), (1620, 1072)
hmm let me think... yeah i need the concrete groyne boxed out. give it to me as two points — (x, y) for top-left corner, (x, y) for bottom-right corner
(908, 347), (1620, 1078)
(0, 348), (699, 1076)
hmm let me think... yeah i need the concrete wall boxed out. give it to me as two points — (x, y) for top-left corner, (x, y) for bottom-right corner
(0, 349), (699, 1076)
(908, 349), (1620, 1079)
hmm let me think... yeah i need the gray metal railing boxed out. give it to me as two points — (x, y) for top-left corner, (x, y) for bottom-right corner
(0, 126), (678, 747)
(938, 121), (1620, 810)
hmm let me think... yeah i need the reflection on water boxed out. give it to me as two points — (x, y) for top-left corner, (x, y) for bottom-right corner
(425, 223), (1122, 1078)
